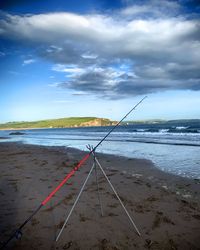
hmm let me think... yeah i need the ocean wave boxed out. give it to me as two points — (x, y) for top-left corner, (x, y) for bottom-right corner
(175, 126), (189, 130)
(158, 129), (169, 133)
(20, 135), (200, 147)
(123, 127), (200, 134)
(168, 128), (200, 133)
(136, 129), (148, 132)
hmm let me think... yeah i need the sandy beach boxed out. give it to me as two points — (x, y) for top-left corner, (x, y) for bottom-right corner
(0, 142), (200, 250)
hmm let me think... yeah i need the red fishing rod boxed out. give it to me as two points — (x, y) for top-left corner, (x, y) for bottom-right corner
(0, 96), (147, 249)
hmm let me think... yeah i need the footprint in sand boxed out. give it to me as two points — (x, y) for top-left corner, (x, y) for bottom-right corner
(192, 214), (200, 220)
(152, 212), (175, 229)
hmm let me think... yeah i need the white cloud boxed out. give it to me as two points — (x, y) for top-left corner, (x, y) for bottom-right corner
(46, 45), (63, 53)
(72, 91), (89, 96)
(52, 64), (85, 75)
(81, 53), (98, 59)
(1, 10), (199, 66)
(0, 0), (199, 98)
(120, 0), (180, 18)
(23, 59), (36, 65)
(48, 82), (60, 87)
(0, 51), (5, 57)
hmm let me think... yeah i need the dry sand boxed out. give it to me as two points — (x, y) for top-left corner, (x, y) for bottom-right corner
(0, 142), (199, 250)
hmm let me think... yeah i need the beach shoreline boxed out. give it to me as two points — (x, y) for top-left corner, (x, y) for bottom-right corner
(0, 142), (199, 249)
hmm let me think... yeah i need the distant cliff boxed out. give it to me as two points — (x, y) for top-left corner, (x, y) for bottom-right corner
(0, 117), (117, 130)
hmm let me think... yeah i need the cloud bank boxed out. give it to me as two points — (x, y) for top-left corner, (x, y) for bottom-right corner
(0, 0), (200, 98)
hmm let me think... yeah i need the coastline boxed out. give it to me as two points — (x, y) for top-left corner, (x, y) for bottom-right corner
(0, 124), (116, 131)
(0, 142), (199, 249)
(0, 127), (84, 131)
(0, 125), (113, 131)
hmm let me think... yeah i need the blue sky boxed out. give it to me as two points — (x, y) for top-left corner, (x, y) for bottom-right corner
(0, 0), (200, 123)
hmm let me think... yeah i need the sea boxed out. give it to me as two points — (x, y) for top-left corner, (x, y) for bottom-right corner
(0, 121), (200, 179)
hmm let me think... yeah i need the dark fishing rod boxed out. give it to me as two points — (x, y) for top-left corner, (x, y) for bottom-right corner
(93, 96), (147, 151)
(0, 96), (147, 249)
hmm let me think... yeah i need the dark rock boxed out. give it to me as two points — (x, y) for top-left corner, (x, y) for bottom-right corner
(9, 132), (25, 135)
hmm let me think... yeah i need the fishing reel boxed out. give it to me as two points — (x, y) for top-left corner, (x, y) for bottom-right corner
(15, 230), (22, 239)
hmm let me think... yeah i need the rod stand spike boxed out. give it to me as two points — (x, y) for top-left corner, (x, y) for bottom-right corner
(86, 144), (95, 153)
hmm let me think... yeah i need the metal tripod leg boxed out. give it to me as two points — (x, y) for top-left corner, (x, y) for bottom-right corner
(94, 153), (104, 217)
(56, 149), (141, 243)
(93, 154), (141, 236)
(56, 162), (95, 242)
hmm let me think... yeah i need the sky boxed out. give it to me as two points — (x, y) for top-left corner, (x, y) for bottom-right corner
(0, 0), (200, 123)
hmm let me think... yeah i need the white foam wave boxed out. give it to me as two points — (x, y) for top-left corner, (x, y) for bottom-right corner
(175, 126), (189, 130)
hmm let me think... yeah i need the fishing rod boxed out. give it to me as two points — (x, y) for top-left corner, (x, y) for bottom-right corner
(0, 96), (147, 249)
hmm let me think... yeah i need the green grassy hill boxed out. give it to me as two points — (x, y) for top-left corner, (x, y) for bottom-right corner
(0, 117), (117, 129)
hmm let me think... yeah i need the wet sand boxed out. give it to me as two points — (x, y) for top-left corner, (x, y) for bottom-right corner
(0, 142), (200, 250)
